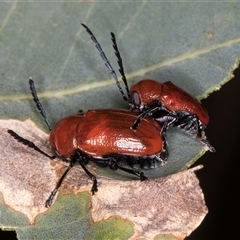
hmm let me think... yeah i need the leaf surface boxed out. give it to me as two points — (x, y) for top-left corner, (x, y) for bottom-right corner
(0, 2), (240, 239)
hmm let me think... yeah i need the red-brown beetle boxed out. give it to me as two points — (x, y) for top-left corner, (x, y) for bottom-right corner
(129, 79), (215, 152)
(82, 24), (215, 152)
(8, 79), (167, 207)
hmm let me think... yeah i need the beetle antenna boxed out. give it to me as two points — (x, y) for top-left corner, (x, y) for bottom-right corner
(29, 78), (52, 131)
(110, 32), (131, 101)
(8, 129), (55, 159)
(81, 23), (129, 102)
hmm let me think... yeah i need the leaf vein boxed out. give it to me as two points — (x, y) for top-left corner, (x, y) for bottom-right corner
(2, 36), (240, 101)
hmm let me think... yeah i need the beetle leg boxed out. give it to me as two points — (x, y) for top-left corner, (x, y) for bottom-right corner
(132, 102), (176, 130)
(45, 156), (78, 207)
(151, 109), (178, 128)
(201, 139), (216, 152)
(159, 121), (169, 162)
(174, 113), (205, 141)
(108, 158), (148, 181)
(131, 105), (160, 130)
(172, 113), (215, 152)
(198, 123), (215, 152)
(117, 165), (148, 181)
(175, 114), (199, 134)
(71, 151), (99, 195)
(78, 159), (98, 195)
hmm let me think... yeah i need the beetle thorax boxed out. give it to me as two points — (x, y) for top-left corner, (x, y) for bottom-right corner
(130, 79), (163, 107)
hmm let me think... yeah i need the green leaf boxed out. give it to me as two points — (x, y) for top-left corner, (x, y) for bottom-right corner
(0, 2), (240, 239)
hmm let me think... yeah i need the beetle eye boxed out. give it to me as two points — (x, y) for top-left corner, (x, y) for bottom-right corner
(131, 91), (141, 106)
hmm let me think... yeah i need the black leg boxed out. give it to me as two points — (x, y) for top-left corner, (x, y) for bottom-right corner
(45, 156), (78, 207)
(131, 110), (150, 130)
(76, 151), (98, 195)
(108, 158), (147, 181)
(118, 165), (147, 181)
(173, 114), (215, 152)
(131, 102), (173, 130)
(78, 161), (98, 195)
(131, 106), (160, 130)
(201, 139), (216, 152)
(159, 121), (169, 162)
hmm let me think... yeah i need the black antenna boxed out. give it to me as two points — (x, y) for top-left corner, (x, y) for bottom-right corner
(8, 129), (55, 159)
(29, 78), (52, 131)
(81, 23), (129, 102)
(110, 32), (131, 101)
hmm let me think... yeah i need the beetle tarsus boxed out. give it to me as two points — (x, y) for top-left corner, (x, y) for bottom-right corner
(201, 139), (216, 152)
(91, 178), (98, 195)
(45, 189), (57, 208)
(139, 172), (148, 181)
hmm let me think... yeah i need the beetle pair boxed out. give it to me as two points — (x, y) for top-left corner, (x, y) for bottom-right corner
(9, 80), (168, 207)
(8, 24), (214, 207)
(81, 24), (215, 153)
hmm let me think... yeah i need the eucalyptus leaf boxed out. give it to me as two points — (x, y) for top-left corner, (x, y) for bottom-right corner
(0, 2), (240, 239)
